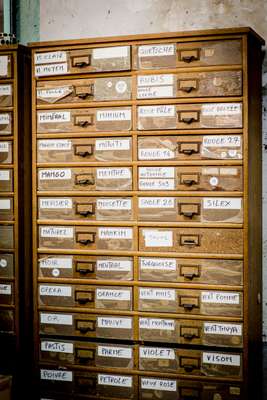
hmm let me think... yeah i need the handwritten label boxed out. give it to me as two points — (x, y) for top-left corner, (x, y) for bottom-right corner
(140, 257), (176, 270)
(0, 170), (10, 180)
(39, 169), (71, 180)
(202, 135), (241, 147)
(98, 374), (132, 388)
(98, 227), (133, 240)
(202, 103), (242, 116)
(202, 352), (241, 366)
(0, 56), (8, 76)
(35, 63), (68, 76)
(139, 179), (175, 190)
(97, 316), (132, 329)
(138, 197), (175, 209)
(139, 287), (175, 300)
(138, 44), (175, 57)
(96, 138), (130, 151)
(40, 226), (74, 238)
(96, 288), (131, 301)
(96, 109), (131, 121)
(138, 148), (175, 160)
(138, 74), (174, 86)
(143, 229), (173, 247)
(35, 51), (67, 64)
(40, 369), (73, 382)
(0, 199), (11, 209)
(0, 142), (9, 152)
(204, 323), (242, 336)
(97, 168), (131, 180)
(0, 85), (11, 96)
(0, 284), (11, 294)
(39, 257), (72, 269)
(37, 87), (71, 99)
(97, 259), (132, 272)
(137, 86), (173, 99)
(38, 111), (71, 123)
(97, 198), (132, 210)
(139, 167), (174, 179)
(39, 285), (72, 297)
(139, 318), (175, 331)
(141, 378), (177, 391)
(201, 291), (240, 304)
(140, 347), (175, 359)
(138, 105), (175, 117)
(93, 46), (129, 59)
(0, 113), (10, 124)
(38, 139), (72, 151)
(41, 341), (74, 354)
(203, 198), (241, 210)
(98, 345), (132, 359)
(40, 313), (73, 325)
(39, 198), (72, 209)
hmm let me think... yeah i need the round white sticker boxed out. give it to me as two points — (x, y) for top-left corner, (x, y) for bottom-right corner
(0, 259), (7, 268)
(115, 80), (127, 94)
(209, 176), (218, 186)
(52, 268), (60, 277)
(107, 81), (113, 88)
(228, 149), (237, 157)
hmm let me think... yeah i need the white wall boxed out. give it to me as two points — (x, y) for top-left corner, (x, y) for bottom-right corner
(40, 0), (267, 339)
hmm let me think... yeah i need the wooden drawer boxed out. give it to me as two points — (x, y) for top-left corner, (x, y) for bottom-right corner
(138, 257), (243, 285)
(0, 84), (12, 106)
(0, 309), (14, 334)
(137, 71), (242, 99)
(0, 141), (13, 164)
(139, 347), (242, 378)
(0, 282), (14, 305)
(0, 169), (13, 191)
(0, 225), (13, 249)
(0, 254), (14, 278)
(39, 311), (134, 340)
(40, 339), (136, 369)
(138, 135), (242, 161)
(38, 255), (133, 281)
(0, 197), (14, 221)
(37, 77), (132, 104)
(138, 166), (242, 192)
(138, 196), (243, 223)
(34, 46), (131, 77)
(38, 196), (134, 221)
(139, 317), (243, 347)
(138, 288), (242, 317)
(38, 167), (132, 191)
(0, 54), (13, 78)
(0, 112), (12, 136)
(137, 103), (242, 130)
(37, 137), (132, 163)
(139, 227), (243, 254)
(38, 225), (134, 251)
(134, 40), (241, 69)
(38, 284), (133, 311)
(37, 107), (132, 133)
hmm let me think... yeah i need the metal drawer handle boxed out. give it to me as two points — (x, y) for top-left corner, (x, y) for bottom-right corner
(183, 179), (197, 186)
(76, 177), (95, 186)
(181, 117), (197, 124)
(76, 320), (96, 333)
(182, 303), (196, 310)
(180, 85), (195, 93)
(76, 232), (96, 245)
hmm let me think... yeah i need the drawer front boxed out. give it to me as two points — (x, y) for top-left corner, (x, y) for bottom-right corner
(0, 282), (14, 305)
(138, 196), (243, 223)
(38, 255), (133, 281)
(137, 103), (242, 130)
(0, 112), (12, 136)
(139, 228), (243, 254)
(0, 309), (14, 333)
(37, 137), (132, 163)
(38, 226), (134, 251)
(0, 84), (12, 106)
(38, 284), (133, 311)
(138, 288), (242, 317)
(34, 46), (131, 77)
(137, 71), (242, 99)
(37, 108), (132, 133)
(138, 135), (242, 161)
(0, 141), (13, 164)
(39, 312), (134, 340)
(0, 169), (13, 191)
(0, 225), (14, 249)
(40, 339), (135, 369)
(38, 196), (134, 221)
(138, 166), (242, 192)
(0, 197), (14, 221)
(0, 254), (14, 278)
(37, 77), (132, 104)
(139, 257), (243, 285)
(38, 167), (132, 191)
(0, 55), (12, 78)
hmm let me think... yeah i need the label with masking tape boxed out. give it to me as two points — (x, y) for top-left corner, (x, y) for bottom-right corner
(97, 198), (132, 210)
(98, 227), (133, 240)
(40, 369), (73, 382)
(140, 257), (176, 270)
(0, 142), (9, 152)
(39, 257), (72, 269)
(40, 313), (73, 325)
(139, 179), (175, 190)
(0, 85), (11, 96)
(39, 198), (73, 209)
(203, 198), (241, 210)
(139, 288), (175, 300)
(38, 111), (71, 123)
(97, 345), (132, 359)
(39, 169), (71, 180)
(0, 113), (10, 124)
(40, 226), (74, 238)
(35, 63), (68, 77)
(0, 56), (8, 76)
(37, 87), (72, 99)
(141, 378), (177, 391)
(93, 46), (129, 59)
(0, 199), (11, 209)
(143, 229), (173, 247)
(97, 259), (132, 272)
(96, 288), (131, 301)
(138, 197), (175, 208)
(138, 105), (175, 117)
(41, 341), (74, 354)
(38, 139), (72, 151)
(139, 167), (174, 179)
(202, 135), (241, 147)
(39, 285), (72, 297)
(139, 148), (175, 160)
(0, 170), (10, 180)
(202, 352), (241, 366)
(140, 347), (175, 359)
(35, 51), (67, 64)
(96, 109), (131, 121)
(96, 138), (130, 151)
(201, 291), (240, 304)
(98, 374), (132, 387)
(138, 44), (175, 57)
(97, 168), (131, 180)
(0, 284), (11, 294)
(139, 318), (175, 331)
(97, 316), (132, 329)
(202, 103), (241, 116)
(204, 322), (242, 336)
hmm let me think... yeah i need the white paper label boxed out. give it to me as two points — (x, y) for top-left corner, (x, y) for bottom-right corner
(202, 352), (241, 366)
(41, 341), (74, 354)
(140, 257), (176, 271)
(96, 288), (130, 301)
(97, 198), (132, 210)
(141, 378), (177, 391)
(39, 285), (72, 297)
(201, 291), (240, 304)
(139, 167), (174, 179)
(0, 170), (10, 180)
(97, 316), (132, 329)
(138, 105), (175, 117)
(139, 318), (175, 331)
(39, 169), (71, 180)
(138, 197), (175, 209)
(0, 142), (9, 152)
(137, 86), (173, 99)
(38, 111), (71, 123)
(96, 109), (131, 121)
(0, 199), (11, 210)
(219, 167), (238, 176)
(97, 168), (131, 180)
(40, 369), (73, 382)
(39, 198), (72, 209)
(93, 46), (129, 59)
(40, 226), (74, 238)
(35, 51), (67, 64)
(140, 347), (175, 359)
(139, 287), (175, 300)
(0, 284), (11, 294)
(0, 113), (10, 124)
(204, 323), (242, 336)
(202, 103), (242, 116)
(143, 229), (173, 247)
(0, 56), (8, 76)
(98, 374), (132, 388)
(35, 63), (68, 76)
(38, 139), (72, 151)
(202, 135), (241, 147)
(138, 74), (174, 86)
(98, 227), (133, 240)
(203, 198), (241, 210)
(39, 257), (72, 269)
(139, 179), (175, 190)
(0, 85), (11, 96)
(37, 87), (71, 99)
(98, 345), (132, 359)
(96, 138), (130, 151)
(139, 148), (175, 160)
(138, 44), (175, 57)
(40, 313), (73, 325)
(97, 259), (132, 272)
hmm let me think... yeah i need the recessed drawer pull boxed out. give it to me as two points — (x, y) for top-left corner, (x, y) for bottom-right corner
(76, 348), (95, 360)
(183, 303), (196, 310)
(183, 272), (198, 280)
(71, 55), (91, 68)
(183, 363), (196, 372)
(180, 173), (199, 186)
(178, 142), (200, 155)
(74, 144), (94, 157)
(184, 179), (196, 186)
(75, 174), (95, 186)
(76, 320), (96, 333)
(178, 79), (198, 93)
(180, 235), (200, 247)
(76, 232), (96, 245)
(76, 261), (95, 274)
(179, 49), (200, 63)
(178, 111), (200, 124)
(179, 296), (199, 310)
(180, 356), (200, 372)
(183, 333), (196, 339)
(180, 326), (200, 340)
(180, 265), (200, 280)
(76, 377), (96, 389)
(76, 203), (95, 217)
(75, 290), (94, 304)
(75, 84), (94, 99)
(179, 203), (200, 218)
(74, 115), (94, 127)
